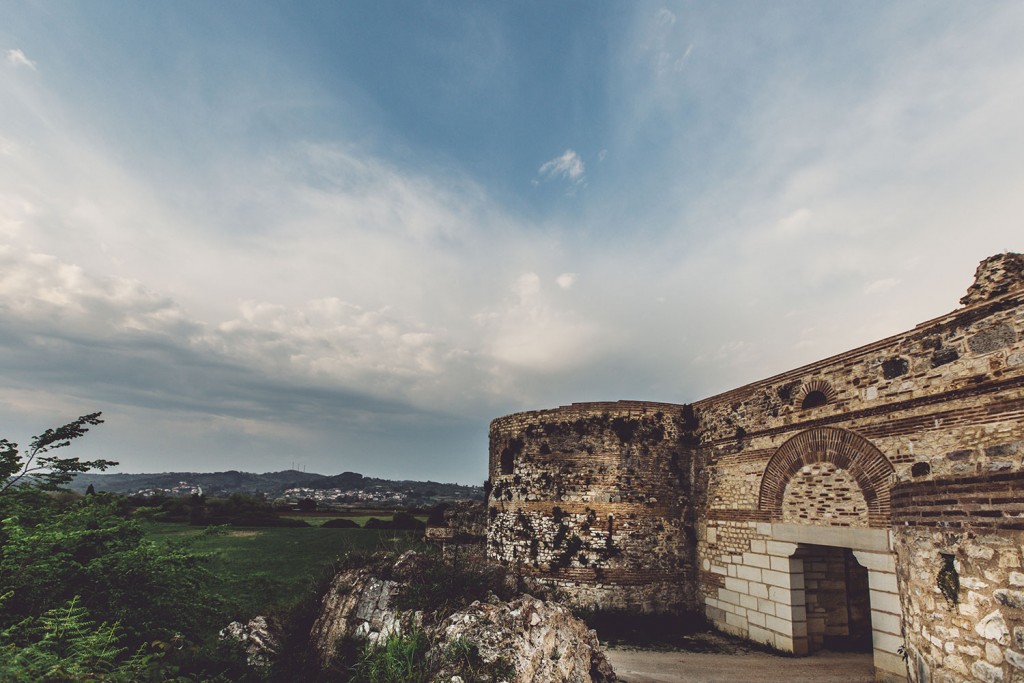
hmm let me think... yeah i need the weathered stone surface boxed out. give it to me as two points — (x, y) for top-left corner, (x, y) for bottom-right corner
(961, 252), (1024, 306)
(444, 499), (487, 541)
(308, 558), (410, 667)
(969, 322), (1018, 355)
(219, 616), (280, 669)
(433, 595), (616, 683)
(310, 552), (617, 682)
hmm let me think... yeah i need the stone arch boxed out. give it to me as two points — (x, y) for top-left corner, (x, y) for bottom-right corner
(759, 427), (894, 527)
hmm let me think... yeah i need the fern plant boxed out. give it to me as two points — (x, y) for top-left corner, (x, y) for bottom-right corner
(0, 596), (164, 682)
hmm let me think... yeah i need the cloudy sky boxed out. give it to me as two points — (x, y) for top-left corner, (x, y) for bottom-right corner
(2, 2), (1023, 484)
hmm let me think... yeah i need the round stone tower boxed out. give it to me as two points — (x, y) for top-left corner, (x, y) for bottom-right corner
(486, 400), (699, 615)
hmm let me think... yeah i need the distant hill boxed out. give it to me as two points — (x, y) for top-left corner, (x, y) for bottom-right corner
(68, 469), (483, 505)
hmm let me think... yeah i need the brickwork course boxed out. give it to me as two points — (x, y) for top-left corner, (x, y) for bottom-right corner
(487, 253), (1024, 683)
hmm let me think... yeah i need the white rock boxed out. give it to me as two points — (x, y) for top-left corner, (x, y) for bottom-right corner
(976, 610), (1010, 645)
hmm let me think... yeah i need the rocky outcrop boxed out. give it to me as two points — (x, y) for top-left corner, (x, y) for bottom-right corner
(432, 595), (616, 683)
(308, 551), (616, 682)
(219, 616), (280, 670)
(309, 552), (427, 667)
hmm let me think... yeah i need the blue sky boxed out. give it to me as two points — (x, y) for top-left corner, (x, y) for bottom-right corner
(2, 2), (1023, 483)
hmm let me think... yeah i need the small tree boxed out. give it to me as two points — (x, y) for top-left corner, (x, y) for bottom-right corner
(0, 413), (116, 494)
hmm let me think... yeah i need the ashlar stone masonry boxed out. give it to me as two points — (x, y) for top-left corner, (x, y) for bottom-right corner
(487, 253), (1024, 683)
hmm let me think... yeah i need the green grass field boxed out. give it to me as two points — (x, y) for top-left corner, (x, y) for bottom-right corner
(141, 522), (421, 620)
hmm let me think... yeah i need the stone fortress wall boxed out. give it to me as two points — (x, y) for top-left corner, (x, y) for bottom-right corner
(486, 253), (1024, 683)
(487, 401), (698, 614)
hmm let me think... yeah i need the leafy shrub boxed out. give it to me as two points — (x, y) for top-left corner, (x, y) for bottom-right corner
(0, 497), (223, 647)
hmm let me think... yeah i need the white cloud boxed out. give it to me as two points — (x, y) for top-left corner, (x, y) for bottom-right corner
(555, 273), (577, 289)
(5, 48), (36, 70)
(537, 149), (585, 185)
(774, 207), (813, 237)
(864, 278), (901, 296)
(655, 8), (676, 28)
(481, 272), (598, 377)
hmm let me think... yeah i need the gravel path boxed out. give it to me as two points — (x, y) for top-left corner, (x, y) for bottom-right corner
(605, 648), (876, 683)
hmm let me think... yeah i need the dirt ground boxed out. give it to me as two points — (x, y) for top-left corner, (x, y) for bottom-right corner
(605, 647), (876, 683)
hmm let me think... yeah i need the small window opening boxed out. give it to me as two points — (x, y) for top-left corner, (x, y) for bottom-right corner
(801, 390), (828, 409)
(500, 448), (515, 475)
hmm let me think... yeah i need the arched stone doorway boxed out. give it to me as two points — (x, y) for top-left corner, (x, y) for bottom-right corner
(752, 428), (905, 681)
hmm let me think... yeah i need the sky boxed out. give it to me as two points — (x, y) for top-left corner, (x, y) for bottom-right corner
(2, 2), (1023, 484)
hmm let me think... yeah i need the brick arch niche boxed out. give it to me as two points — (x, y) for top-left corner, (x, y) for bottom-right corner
(758, 427), (894, 527)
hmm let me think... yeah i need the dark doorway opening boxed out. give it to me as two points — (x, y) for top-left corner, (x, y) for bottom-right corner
(796, 545), (872, 653)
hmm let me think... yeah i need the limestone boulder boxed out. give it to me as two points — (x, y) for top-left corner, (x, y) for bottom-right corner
(309, 558), (413, 667)
(432, 594), (617, 683)
(219, 615), (280, 670)
(309, 551), (617, 682)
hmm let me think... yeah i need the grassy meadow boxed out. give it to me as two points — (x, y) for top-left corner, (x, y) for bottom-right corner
(141, 521), (422, 620)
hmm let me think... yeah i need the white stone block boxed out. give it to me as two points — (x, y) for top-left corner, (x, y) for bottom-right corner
(972, 660), (1004, 683)
(766, 540), (797, 556)
(724, 577), (749, 595)
(851, 550), (896, 573)
(870, 589), (901, 615)
(737, 565), (763, 582)
(748, 610), (766, 627)
(1006, 649), (1024, 671)
(749, 582), (769, 599)
(758, 598), (776, 616)
(868, 570), (898, 593)
(765, 614), (789, 635)
(975, 610), (1010, 645)
(768, 586), (791, 604)
(773, 634), (794, 652)
(749, 540), (766, 554)
(874, 631), (903, 655)
(871, 610), (902, 636)
(769, 556), (791, 572)
(743, 552), (771, 569)
(761, 569), (790, 588)
(725, 612), (748, 630)
(718, 589), (740, 606)
(873, 650), (909, 678)
(740, 594), (758, 610)
(748, 623), (773, 646)
(756, 523), (772, 536)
